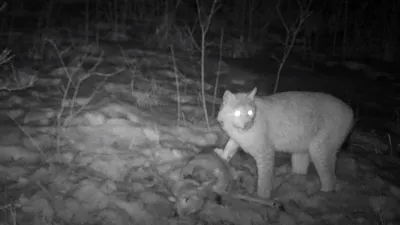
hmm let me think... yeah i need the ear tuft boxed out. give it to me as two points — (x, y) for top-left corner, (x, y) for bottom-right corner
(247, 87), (257, 100)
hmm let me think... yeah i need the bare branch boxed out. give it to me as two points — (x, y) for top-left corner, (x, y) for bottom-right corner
(276, 0), (289, 33)
(273, 0), (314, 93)
(0, 2), (7, 12)
(196, 0), (220, 32)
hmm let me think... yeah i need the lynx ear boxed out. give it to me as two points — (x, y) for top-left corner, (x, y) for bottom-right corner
(223, 90), (234, 103)
(248, 87), (257, 100)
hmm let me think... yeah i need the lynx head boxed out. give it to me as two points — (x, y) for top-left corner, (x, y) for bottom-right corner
(217, 88), (257, 132)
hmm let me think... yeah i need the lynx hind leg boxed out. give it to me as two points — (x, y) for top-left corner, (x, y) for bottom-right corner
(254, 150), (275, 198)
(291, 153), (311, 175)
(308, 139), (338, 192)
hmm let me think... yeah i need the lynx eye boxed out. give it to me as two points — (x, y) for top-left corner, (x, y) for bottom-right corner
(247, 110), (253, 116)
(234, 110), (241, 117)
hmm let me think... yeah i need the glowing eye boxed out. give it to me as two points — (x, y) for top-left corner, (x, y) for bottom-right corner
(248, 110), (253, 116)
(234, 110), (241, 117)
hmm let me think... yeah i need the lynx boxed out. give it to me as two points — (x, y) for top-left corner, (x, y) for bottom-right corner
(216, 88), (354, 198)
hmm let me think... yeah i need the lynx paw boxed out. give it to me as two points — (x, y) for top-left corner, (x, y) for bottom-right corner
(222, 150), (236, 161)
(214, 148), (234, 161)
(214, 148), (224, 158)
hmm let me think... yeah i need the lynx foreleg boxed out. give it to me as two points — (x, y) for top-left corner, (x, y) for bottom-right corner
(254, 148), (275, 198)
(220, 139), (240, 162)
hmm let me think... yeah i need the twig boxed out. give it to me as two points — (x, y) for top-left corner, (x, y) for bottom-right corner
(196, 0), (220, 131)
(0, 2), (7, 12)
(8, 116), (45, 158)
(185, 26), (202, 52)
(0, 48), (14, 65)
(273, 0), (312, 93)
(212, 28), (224, 117)
(170, 45), (181, 126)
(46, 39), (76, 154)
(68, 51), (104, 119)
